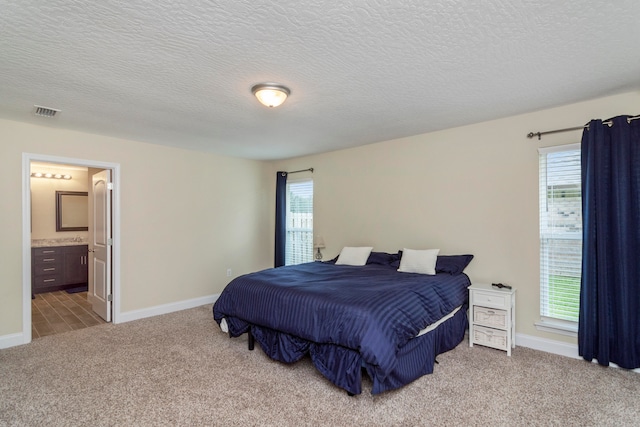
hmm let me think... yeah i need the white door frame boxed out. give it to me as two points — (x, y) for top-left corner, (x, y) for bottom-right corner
(22, 153), (121, 345)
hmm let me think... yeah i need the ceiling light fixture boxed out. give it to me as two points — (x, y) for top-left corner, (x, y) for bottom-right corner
(31, 172), (72, 180)
(251, 83), (290, 108)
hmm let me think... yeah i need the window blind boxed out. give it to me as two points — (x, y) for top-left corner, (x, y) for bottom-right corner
(285, 179), (313, 266)
(539, 145), (582, 322)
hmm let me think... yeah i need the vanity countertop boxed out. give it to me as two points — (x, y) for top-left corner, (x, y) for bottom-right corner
(32, 238), (88, 248)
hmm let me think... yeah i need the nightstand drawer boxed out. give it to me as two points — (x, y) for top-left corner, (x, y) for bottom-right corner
(472, 290), (508, 309)
(473, 325), (507, 350)
(473, 306), (507, 329)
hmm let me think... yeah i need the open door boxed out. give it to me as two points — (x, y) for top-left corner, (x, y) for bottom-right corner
(90, 169), (112, 321)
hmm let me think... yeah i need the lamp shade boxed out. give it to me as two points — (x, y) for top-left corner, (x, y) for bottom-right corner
(252, 83), (290, 108)
(314, 235), (325, 249)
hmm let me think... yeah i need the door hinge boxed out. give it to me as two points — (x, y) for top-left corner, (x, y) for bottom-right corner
(107, 294), (113, 302)
(107, 182), (114, 190)
(107, 238), (113, 246)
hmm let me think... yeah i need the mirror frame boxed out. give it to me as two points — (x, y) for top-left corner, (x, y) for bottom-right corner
(55, 190), (88, 231)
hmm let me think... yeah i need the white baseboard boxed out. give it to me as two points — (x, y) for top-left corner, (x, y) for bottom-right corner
(517, 333), (640, 373)
(117, 293), (220, 324)
(0, 333), (27, 350)
(516, 332), (580, 359)
(0, 294), (221, 349)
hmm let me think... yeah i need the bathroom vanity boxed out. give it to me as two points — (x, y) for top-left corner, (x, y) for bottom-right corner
(31, 243), (88, 294)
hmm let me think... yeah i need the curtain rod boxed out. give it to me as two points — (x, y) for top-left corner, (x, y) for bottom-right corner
(527, 115), (640, 140)
(281, 168), (313, 176)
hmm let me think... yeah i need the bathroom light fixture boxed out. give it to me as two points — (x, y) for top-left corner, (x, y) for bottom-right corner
(31, 172), (72, 180)
(251, 83), (290, 108)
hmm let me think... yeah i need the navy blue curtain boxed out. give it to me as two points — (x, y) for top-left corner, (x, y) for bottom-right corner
(274, 171), (288, 267)
(579, 115), (640, 369)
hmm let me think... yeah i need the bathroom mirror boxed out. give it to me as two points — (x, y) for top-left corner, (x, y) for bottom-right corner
(56, 191), (88, 231)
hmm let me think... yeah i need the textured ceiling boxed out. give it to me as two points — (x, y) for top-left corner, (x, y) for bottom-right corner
(1, 1), (639, 160)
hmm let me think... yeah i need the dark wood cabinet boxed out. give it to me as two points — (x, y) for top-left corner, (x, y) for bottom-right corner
(32, 245), (88, 294)
(32, 247), (64, 292)
(63, 245), (89, 286)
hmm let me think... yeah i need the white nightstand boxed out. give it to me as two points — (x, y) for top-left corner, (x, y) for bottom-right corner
(468, 283), (516, 356)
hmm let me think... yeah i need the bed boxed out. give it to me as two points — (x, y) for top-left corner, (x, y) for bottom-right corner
(213, 250), (473, 395)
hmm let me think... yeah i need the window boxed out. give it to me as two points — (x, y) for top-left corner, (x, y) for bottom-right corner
(539, 144), (582, 325)
(285, 179), (313, 265)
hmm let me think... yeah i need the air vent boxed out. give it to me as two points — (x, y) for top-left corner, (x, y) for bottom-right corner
(33, 105), (61, 118)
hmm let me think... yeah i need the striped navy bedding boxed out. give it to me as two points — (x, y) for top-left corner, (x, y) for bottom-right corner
(213, 261), (470, 393)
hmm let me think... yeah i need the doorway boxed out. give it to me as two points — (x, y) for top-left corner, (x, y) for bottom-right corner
(22, 153), (120, 344)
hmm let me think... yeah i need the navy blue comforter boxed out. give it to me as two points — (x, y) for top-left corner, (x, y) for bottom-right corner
(213, 262), (470, 391)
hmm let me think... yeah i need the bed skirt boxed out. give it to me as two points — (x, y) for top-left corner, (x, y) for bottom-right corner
(248, 306), (468, 395)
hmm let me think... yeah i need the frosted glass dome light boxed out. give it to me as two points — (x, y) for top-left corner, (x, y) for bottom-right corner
(252, 83), (290, 108)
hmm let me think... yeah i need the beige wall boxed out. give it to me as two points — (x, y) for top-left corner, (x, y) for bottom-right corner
(269, 90), (640, 344)
(3, 91), (638, 343)
(30, 164), (88, 240)
(0, 119), (272, 336)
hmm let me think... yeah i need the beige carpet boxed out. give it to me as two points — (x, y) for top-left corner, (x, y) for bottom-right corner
(1, 305), (639, 426)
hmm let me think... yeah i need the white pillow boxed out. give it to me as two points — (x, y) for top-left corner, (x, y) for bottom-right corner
(397, 248), (440, 275)
(335, 246), (374, 266)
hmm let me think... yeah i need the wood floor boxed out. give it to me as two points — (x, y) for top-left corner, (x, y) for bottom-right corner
(32, 290), (106, 339)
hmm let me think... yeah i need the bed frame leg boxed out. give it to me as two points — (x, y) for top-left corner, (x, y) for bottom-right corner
(248, 329), (255, 351)
(347, 392), (355, 397)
